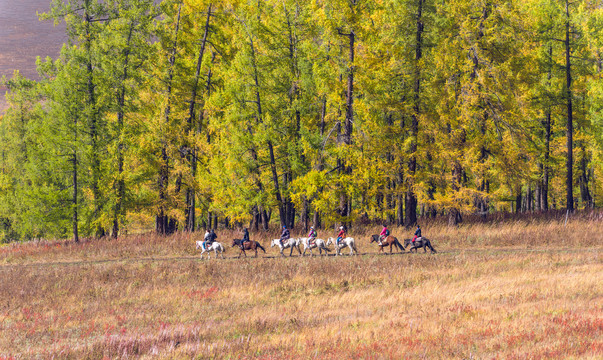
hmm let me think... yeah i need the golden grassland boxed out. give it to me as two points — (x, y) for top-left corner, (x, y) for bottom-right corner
(0, 215), (601, 359)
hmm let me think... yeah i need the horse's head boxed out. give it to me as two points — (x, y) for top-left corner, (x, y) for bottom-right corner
(369, 235), (379, 243)
(404, 239), (411, 247)
(195, 241), (203, 249)
(231, 239), (240, 247)
(271, 239), (278, 247)
(326, 237), (333, 246)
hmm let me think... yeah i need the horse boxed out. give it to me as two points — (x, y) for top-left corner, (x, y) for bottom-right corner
(231, 239), (266, 258)
(326, 237), (358, 256)
(270, 238), (302, 257)
(369, 234), (405, 254)
(300, 237), (331, 256)
(404, 237), (437, 253)
(196, 240), (225, 260)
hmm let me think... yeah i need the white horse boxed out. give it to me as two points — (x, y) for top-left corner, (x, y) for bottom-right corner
(300, 237), (331, 256)
(196, 241), (225, 260)
(326, 237), (358, 256)
(270, 238), (302, 257)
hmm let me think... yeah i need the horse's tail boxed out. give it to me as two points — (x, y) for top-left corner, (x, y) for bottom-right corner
(256, 242), (266, 253)
(394, 238), (405, 251)
(426, 239), (437, 253)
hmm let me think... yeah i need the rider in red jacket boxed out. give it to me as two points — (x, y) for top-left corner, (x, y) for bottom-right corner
(379, 224), (389, 245)
(336, 226), (346, 245)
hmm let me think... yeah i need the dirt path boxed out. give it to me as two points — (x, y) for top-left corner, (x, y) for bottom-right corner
(0, 247), (600, 270)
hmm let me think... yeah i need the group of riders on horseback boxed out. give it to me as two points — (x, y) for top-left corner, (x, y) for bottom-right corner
(199, 222), (427, 253)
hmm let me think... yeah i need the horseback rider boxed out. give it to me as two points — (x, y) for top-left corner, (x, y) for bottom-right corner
(279, 225), (290, 246)
(336, 226), (346, 245)
(240, 228), (250, 250)
(202, 228), (211, 250)
(307, 226), (317, 247)
(379, 224), (389, 246)
(412, 225), (421, 243)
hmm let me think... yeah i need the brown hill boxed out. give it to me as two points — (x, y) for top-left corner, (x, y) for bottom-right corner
(0, 0), (66, 111)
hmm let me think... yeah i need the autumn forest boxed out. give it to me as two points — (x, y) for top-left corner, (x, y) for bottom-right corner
(1, 0), (602, 242)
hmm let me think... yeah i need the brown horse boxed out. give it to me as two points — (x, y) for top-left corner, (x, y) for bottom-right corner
(370, 234), (405, 254)
(231, 239), (266, 258)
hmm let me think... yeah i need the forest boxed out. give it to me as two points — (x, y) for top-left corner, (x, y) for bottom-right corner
(0, 0), (602, 242)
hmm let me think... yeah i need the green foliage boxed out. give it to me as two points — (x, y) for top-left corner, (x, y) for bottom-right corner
(1, 0), (603, 241)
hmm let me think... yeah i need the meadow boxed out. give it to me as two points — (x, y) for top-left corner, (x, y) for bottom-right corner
(0, 212), (601, 359)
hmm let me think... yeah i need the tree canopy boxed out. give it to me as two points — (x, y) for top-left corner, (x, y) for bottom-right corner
(1, 0), (602, 241)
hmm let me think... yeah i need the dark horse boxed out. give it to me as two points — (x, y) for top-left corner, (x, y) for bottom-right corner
(404, 237), (437, 253)
(231, 239), (266, 258)
(370, 234), (405, 254)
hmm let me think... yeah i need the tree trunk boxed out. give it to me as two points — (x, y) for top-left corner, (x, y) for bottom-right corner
(474, 4), (491, 219)
(156, 3), (182, 235)
(515, 189), (522, 214)
(406, 0), (424, 227)
(337, 29), (355, 223)
(184, 5), (213, 232)
(84, 6), (104, 237)
(564, 0), (574, 212)
(579, 144), (592, 207)
(268, 140), (286, 226)
(112, 22), (134, 239)
(542, 44), (553, 211)
(72, 133), (78, 243)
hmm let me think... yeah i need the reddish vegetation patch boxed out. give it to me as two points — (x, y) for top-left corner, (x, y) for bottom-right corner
(183, 286), (219, 300)
(550, 311), (603, 342)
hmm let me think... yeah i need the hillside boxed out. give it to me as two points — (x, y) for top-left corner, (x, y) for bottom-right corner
(0, 0), (65, 111)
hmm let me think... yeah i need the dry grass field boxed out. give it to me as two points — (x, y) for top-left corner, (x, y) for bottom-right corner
(0, 213), (601, 359)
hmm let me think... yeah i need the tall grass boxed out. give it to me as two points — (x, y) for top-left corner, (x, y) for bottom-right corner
(0, 213), (601, 359)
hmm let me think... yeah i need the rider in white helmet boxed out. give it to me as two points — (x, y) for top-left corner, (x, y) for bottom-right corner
(336, 226), (346, 245)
